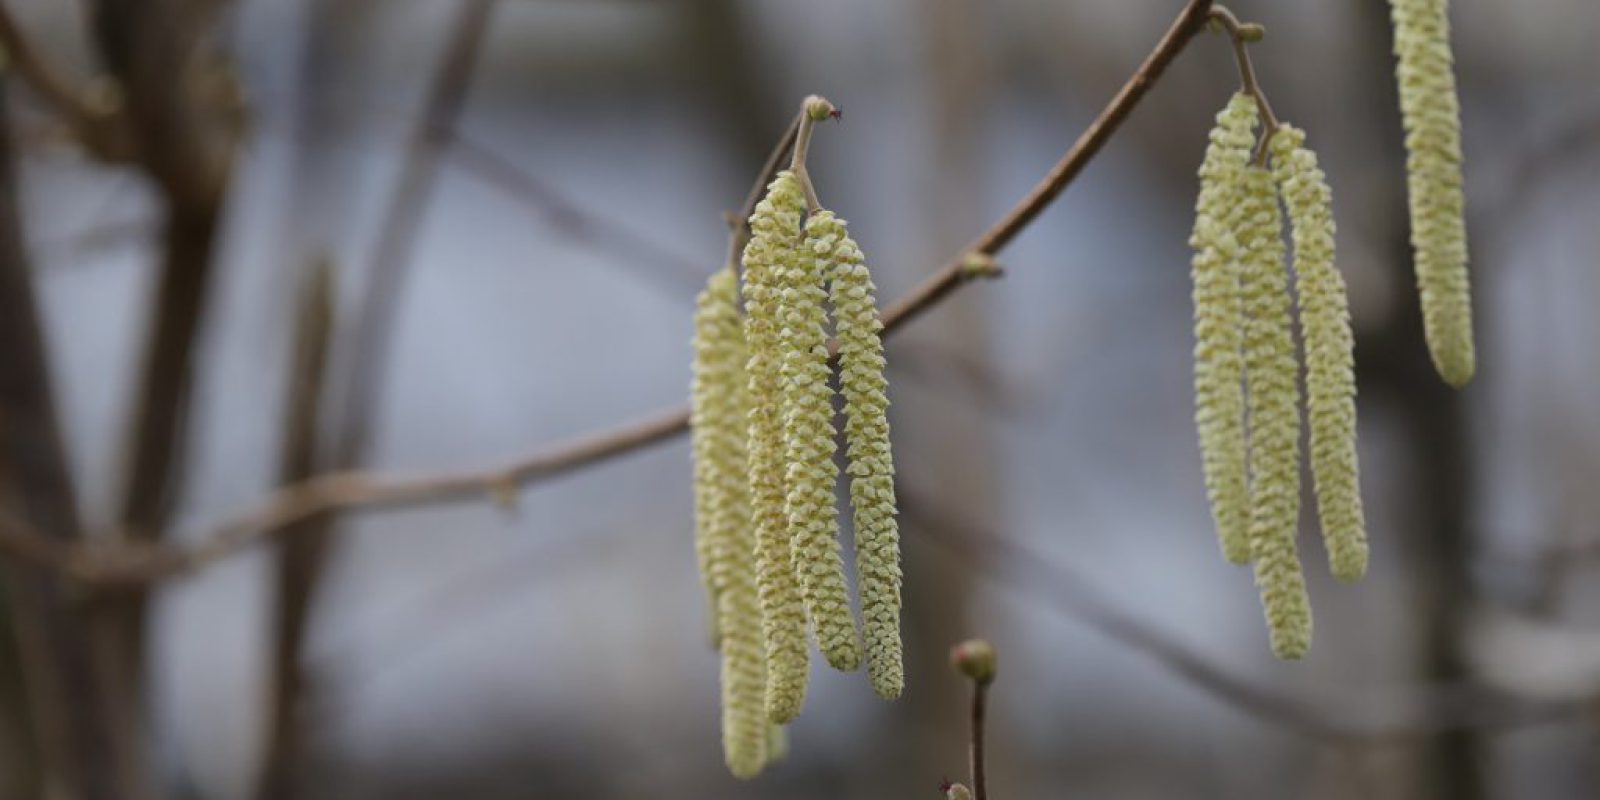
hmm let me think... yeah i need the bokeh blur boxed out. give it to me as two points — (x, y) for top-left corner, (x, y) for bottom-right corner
(1, 0), (1599, 798)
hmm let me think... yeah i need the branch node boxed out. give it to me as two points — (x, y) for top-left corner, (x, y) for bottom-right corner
(960, 252), (1003, 280)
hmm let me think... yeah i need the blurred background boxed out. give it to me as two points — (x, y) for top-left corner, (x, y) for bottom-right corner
(0, 0), (1597, 798)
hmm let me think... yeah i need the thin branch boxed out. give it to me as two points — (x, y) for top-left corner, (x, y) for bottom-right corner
(970, 679), (990, 800)
(905, 489), (1600, 748)
(1207, 6), (1280, 162)
(0, 0), (1217, 582)
(0, 3), (127, 159)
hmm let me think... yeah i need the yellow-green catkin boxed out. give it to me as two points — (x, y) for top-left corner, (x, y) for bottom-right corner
(691, 270), (740, 646)
(1238, 164), (1313, 660)
(777, 206), (862, 673)
(690, 269), (768, 777)
(809, 209), (903, 699)
(1271, 126), (1369, 583)
(741, 171), (811, 722)
(1390, 0), (1474, 387)
(1189, 92), (1257, 566)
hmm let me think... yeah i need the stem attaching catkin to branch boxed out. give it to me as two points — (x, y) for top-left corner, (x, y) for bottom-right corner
(741, 171), (812, 722)
(1390, 0), (1474, 387)
(810, 209), (903, 699)
(1189, 92), (1257, 566)
(691, 270), (770, 777)
(778, 206), (862, 673)
(1270, 125), (1369, 583)
(1238, 164), (1313, 660)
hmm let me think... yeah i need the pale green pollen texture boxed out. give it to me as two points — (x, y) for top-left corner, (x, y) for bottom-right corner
(1189, 92), (1258, 566)
(741, 171), (811, 722)
(777, 209), (862, 673)
(810, 210), (903, 699)
(1391, 0), (1474, 387)
(1271, 126), (1369, 583)
(1238, 165), (1313, 660)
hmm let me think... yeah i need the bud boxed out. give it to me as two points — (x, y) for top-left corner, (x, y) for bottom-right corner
(949, 638), (997, 684)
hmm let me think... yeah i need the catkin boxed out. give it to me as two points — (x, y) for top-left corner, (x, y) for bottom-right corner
(690, 270), (768, 777)
(778, 208), (862, 673)
(1238, 165), (1313, 660)
(1390, 0), (1474, 387)
(809, 210), (903, 699)
(1271, 126), (1369, 582)
(742, 171), (811, 722)
(691, 270), (738, 646)
(1189, 92), (1257, 566)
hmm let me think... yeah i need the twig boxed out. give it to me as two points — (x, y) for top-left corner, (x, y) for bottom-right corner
(0, 80), (132, 800)
(0, 3), (127, 159)
(254, 258), (336, 800)
(444, 129), (708, 297)
(971, 680), (989, 800)
(0, 0), (1217, 582)
(905, 489), (1600, 749)
(1207, 6), (1280, 162)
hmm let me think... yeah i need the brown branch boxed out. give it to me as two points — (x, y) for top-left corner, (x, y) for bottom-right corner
(0, 0), (1217, 581)
(0, 80), (137, 800)
(970, 679), (990, 800)
(254, 259), (336, 800)
(0, 3), (127, 159)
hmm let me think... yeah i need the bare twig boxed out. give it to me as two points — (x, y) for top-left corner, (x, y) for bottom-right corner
(1207, 6), (1280, 162)
(255, 259), (336, 800)
(971, 679), (989, 800)
(445, 130), (707, 297)
(0, 80), (131, 800)
(0, 0), (1217, 581)
(0, 3), (127, 159)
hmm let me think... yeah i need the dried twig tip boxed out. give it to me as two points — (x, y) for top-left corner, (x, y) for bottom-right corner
(804, 95), (837, 122)
(949, 638), (997, 684)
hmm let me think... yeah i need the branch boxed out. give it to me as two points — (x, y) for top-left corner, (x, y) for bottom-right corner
(0, 0), (1218, 582)
(0, 3), (128, 159)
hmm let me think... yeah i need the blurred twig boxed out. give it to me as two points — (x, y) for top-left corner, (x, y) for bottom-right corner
(0, 0), (1219, 583)
(256, 259), (337, 800)
(905, 488), (1600, 749)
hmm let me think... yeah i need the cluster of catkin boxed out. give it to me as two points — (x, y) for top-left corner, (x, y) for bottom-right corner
(690, 170), (901, 778)
(1189, 93), (1366, 660)
(1390, 0), (1474, 387)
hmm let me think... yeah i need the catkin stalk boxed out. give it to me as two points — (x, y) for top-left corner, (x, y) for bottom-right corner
(810, 210), (903, 699)
(1238, 165), (1313, 660)
(1271, 126), (1369, 582)
(1189, 92), (1258, 566)
(777, 207), (862, 672)
(741, 172), (811, 721)
(1390, 0), (1474, 387)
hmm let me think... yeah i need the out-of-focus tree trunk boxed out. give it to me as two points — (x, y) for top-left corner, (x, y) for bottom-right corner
(0, 80), (131, 800)
(863, 0), (995, 794)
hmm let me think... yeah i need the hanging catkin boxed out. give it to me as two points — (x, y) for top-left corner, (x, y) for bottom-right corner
(809, 209), (903, 699)
(777, 206), (862, 673)
(741, 171), (811, 722)
(1238, 164), (1313, 660)
(1390, 0), (1474, 387)
(1271, 126), (1369, 582)
(691, 271), (738, 646)
(690, 270), (769, 777)
(1189, 92), (1257, 566)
